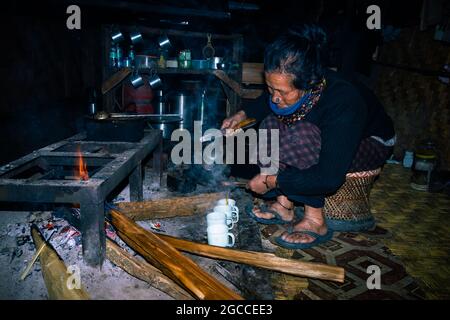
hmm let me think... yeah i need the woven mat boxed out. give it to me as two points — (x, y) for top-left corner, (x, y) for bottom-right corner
(260, 223), (425, 300)
(371, 164), (450, 299)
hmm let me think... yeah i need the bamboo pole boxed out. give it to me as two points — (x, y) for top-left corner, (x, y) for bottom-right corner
(105, 239), (194, 300)
(110, 208), (243, 300)
(157, 234), (345, 283)
(30, 225), (90, 300)
(116, 192), (225, 220)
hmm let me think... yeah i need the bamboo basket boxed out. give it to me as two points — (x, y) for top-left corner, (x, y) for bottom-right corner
(323, 169), (381, 232)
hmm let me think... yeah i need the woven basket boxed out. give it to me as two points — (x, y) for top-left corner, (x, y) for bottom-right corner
(324, 169), (381, 232)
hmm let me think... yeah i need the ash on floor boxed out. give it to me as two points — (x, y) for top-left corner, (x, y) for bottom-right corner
(0, 210), (173, 300)
(0, 167), (254, 299)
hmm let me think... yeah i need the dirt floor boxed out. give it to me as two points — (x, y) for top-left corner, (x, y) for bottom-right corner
(2, 162), (447, 300)
(0, 168), (175, 300)
(0, 165), (249, 300)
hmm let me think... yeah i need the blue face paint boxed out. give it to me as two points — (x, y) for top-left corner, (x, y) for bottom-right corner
(269, 93), (311, 116)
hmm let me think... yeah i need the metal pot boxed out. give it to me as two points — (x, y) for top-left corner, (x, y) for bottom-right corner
(85, 116), (145, 142)
(168, 91), (199, 132)
(209, 57), (223, 69)
(147, 115), (182, 140)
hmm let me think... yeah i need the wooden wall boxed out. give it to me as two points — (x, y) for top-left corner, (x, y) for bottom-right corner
(375, 27), (450, 169)
(0, 9), (102, 165)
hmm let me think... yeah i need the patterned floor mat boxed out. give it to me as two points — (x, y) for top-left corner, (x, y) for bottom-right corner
(261, 223), (426, 300)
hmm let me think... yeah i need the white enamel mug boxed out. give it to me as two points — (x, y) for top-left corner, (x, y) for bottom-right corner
(217, 198), (239, 218)
(214, 204), (239, 224)
(206, 211), (233, 230)
(207, 224), (235, 247)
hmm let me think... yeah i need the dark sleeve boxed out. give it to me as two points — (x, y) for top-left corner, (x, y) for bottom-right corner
(240, 91), (271, 122)
(277, 93), (368, 196)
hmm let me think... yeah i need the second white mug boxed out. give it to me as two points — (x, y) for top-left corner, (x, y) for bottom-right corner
(206, 211), (233, 230)
(207, 224), (235, 247)
(213, 205), (239, 224)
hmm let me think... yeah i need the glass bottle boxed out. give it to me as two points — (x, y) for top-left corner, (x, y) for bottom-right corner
(109, 47), (117, 68)
(129, 45), (135, 65)
(410, 141), (438, 191)
(116, 44), (122, 68)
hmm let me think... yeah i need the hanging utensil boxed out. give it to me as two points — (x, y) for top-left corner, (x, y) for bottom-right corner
(203, 33), (215, 60)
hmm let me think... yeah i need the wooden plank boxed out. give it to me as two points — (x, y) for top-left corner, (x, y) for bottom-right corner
(156, 234), (345, 283)
(213, 70), (263, 99)
(116, 192), (225, 220)
(30, 225), (90, 300)
(105, 239), (193, 300)
(242, 62), (264, 84)
(137, 26), (240, 40)
(110, 208), (243, 300)
(101, 68), (132, 95)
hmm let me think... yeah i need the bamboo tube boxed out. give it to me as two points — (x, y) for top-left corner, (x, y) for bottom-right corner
(30, 225), (90, 300)
(105, 239), (193, 300)
(116, 192), (225, 220)
(156, 234), (345, 283)
(110, 208), (243, 300)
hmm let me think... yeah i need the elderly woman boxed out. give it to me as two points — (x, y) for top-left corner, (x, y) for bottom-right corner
(221, 24), (395, 249)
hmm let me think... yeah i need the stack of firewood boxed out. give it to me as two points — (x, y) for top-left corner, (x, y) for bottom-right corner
(31, 192), (345, 300)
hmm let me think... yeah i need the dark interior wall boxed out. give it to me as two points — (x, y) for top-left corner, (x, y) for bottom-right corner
(0, 4), (102, 165)
(0, 0), (436, 166)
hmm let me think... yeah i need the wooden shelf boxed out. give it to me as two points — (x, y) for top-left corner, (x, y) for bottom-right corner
(156, 68), (212, 75)
(154, 68), (238, 75)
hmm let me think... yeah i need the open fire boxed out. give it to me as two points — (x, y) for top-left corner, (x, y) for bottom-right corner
(76, 147), (89, 181)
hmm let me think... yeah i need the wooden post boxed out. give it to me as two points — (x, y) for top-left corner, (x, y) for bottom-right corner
(110, 208), (243, 300)
(30, 225), (90, 300)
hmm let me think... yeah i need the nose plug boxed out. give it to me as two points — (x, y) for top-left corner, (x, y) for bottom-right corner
(274, 97), (281, 103)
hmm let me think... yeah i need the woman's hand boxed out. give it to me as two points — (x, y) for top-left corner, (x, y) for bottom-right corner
(221, 110), (247, 130)
(247, 174), (277, 195)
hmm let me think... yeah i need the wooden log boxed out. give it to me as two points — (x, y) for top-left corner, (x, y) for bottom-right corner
(156, 234), (345, 283)
(30, 225), (90, 300)
(116, 192), (225, 220)
(110, 208), (243, 300)
(105, 239), (193, 300)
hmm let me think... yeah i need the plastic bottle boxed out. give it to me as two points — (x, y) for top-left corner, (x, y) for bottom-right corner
(403, 151), (414, 168)
(109, 47), (117, 68)
(116, 44), (122, 68)
(158, 51), (166, 68)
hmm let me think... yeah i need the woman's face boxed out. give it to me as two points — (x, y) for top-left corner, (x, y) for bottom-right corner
(265, 72), (304, 108)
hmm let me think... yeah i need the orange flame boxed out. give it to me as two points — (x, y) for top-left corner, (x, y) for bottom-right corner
(76, 147), (89, 181)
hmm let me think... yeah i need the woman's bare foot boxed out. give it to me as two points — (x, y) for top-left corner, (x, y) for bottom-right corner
(253, 195), (294, 222)
(280, 206), (328, 244)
